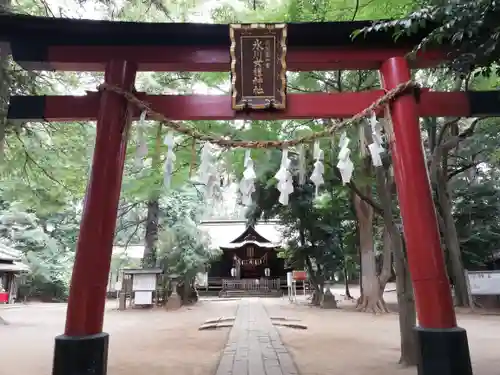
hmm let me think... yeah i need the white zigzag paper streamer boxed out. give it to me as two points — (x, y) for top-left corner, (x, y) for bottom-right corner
(274, 149), (293, 205)
(368, 112), (385, 167)
(337, 132), (354, 185)
(310, 141), (324, 197)
(163, 131), (175, 188)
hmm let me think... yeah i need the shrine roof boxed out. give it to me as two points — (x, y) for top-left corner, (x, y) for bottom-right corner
(122, 268), (163, 275)
(0, 243), (21, 262)
(0, 243), (29, 272)
(0, 262), (29, 272)
(0, 13), (434, 50)
(199, 220), (284, 250)
(228, 225), (273, 244)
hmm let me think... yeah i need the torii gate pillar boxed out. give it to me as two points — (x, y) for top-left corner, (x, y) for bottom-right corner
(52, 60), (137, 375)
(380, 57), (472, 375)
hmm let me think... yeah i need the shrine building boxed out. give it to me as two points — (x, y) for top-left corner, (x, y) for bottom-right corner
(0, 244), (29, 304)
(199, 220), (291, 296)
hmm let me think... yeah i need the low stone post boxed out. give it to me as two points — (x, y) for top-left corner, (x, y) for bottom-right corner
(165, 278), (181, 310)
(118, 292), (127, 311)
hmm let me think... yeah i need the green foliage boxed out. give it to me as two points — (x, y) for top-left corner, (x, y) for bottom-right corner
(453, 178), (500, 269)
(0, 205), (75, 300)
(248, 149), (356, 287)
(157, 188), (222, 278)
(359, 0), (500, 75)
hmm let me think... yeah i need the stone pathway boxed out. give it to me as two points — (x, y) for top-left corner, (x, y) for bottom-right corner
(215, 299), (299, 375)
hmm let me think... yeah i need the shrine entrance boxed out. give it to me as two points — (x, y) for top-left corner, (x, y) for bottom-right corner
(2, 12), (498, 375)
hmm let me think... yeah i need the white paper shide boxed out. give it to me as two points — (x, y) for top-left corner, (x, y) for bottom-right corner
(368, 112), (385, 167)
(274, 148), (294, 205)
(135, 111), (149, 167)
(197, 142), (218, 199)
(337, 132), (354, 184)
(163, 131), (176, 188)
(310, 141), (324, 196)
(239, 150), (256, 206)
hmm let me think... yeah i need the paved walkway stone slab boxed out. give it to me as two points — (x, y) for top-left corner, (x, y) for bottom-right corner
(215, 300), (299, 375)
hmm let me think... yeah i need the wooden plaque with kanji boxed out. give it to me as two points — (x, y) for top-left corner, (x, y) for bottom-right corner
(230, 24), (287, 111)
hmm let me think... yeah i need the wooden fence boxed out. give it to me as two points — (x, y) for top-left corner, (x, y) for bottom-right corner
(222, 278), (281, 291)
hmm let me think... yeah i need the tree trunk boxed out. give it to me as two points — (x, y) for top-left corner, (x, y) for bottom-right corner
(142, 199), (160, 267)
(305, 255), (323, 306)
(354, 191), (388, 313)
(338, 229), (353, 300)
(350, 191), (363, 296)
(183, 277), (191, 304)
(343, 265), (353, 300)
(0, 0), (11, 161)
(380, 227), (393, 285)
(436, 179), (469, 307)
(388, 226), (418, 366)
(298, 224), (325, 307)
(431, 154), (468, 307)
(394, 242), (418, 366)
(375, 167), (418, 365)
(142, 123), (163, 268)
(427, 77), (469, 307)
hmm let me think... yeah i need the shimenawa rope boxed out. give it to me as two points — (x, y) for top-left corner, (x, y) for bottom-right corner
(97, 80), (417, 149)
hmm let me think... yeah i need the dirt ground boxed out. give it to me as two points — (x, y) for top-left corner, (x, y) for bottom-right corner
(265, 297), (500, 375)
(0, 299), (237, 375)
(1, 296), (500, 375)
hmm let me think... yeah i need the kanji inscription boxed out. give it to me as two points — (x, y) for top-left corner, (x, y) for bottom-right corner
(230, 24), (287, 110)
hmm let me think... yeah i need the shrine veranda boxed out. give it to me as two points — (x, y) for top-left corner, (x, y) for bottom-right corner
(1, 12), (497, 375)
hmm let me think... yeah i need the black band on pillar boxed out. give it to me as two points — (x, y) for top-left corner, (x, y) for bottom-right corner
(415, 326), (473, 375)
(467, 91), (500, 117)
(52, 332), (109, 375)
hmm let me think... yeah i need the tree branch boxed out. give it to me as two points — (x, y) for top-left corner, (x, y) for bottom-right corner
(346, 180), (384, 216)
(117, 201), (143, 219)
(430, 117), (485, 184)
(123, 219), (143, 251)
(439, 117), (484, 152)
(15, 133), (70, 191)
(447, 161), (481, 180)
(325, 159), (385, 216)
(436, 118), (460, 147)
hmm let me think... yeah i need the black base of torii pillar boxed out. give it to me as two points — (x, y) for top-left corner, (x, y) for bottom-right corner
(51, 60), (136, 375)
(416, 327), (472, 375)
(53, 333), (109, 375)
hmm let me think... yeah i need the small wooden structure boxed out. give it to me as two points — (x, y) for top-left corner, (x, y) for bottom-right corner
(118, 268), (163, 310)
(0, 244), (29, 304)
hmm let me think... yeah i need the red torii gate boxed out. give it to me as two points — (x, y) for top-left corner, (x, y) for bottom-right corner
(1, 13), (493, 375)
